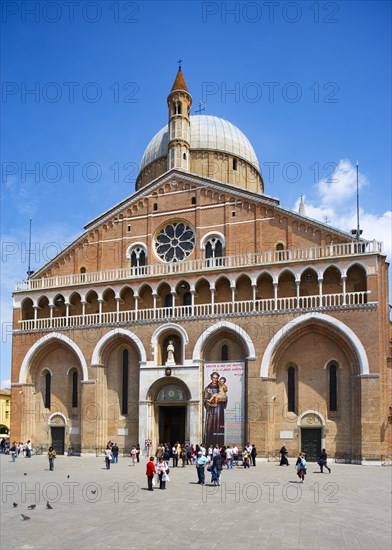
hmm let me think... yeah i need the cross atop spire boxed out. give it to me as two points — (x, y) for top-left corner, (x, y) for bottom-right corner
(177, 58), (183, 69)
(170, 65), (189, 93)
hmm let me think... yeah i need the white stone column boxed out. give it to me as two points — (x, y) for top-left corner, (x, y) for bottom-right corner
(49, 304), (54, 328)
(33, 305), (38, 329)
(296, 281), (300, 308)
(81, 300), (87, 325)
(134, 295), (139, 320)
(273, 282), (278, 310)
(342, 276), (347, 305)
(252, 284), (257, 311)
(115, 297), (121, 323)
(188, 400), (201, 445)
(210, 287), (215, 315)
(65, 301), (70, 324)
(318, 278), (323, 307)
(98, 299), (104, 323)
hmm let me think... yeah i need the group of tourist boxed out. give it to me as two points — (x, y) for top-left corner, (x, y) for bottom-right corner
(9, 440), (32, 461)
(146, 441), (259, 490)
(153, 441), (258, 469)
(104, 442), (141, 469)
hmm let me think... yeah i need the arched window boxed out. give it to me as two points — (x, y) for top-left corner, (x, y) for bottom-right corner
(45, 372), (51, 409)
(128, 244), (147, 272)
(205, 237), (223, 266)
(122, 349), (129, 415)
(329, 364), (338, 412)
(72, 371), (78, 408)
(287, 366), (295, 413)
(175, 102), (182, 115)
(221, 344), (229, 361)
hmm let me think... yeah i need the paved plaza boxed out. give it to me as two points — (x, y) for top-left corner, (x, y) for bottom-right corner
(1, 454), (391, 550)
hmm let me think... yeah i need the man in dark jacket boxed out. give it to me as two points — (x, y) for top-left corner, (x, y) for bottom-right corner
(212, 452), (224, 485)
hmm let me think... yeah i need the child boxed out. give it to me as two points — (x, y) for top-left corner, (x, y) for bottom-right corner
(207, 377), (228, 404)
(131, 445), (137, 466)
(146, 456), (156, 491)
(296, 452), (307, 482)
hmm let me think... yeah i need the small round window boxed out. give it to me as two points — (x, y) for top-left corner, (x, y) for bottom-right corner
(154, 221), (195, 263)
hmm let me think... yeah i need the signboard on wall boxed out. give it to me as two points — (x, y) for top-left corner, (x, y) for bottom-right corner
(203, 362), (245, 448)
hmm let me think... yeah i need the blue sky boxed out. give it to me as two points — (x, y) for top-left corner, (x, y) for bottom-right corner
(1, 0), (391, 387)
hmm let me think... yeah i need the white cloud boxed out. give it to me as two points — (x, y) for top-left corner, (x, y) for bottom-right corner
(295, 158), (392, 264)
(317, 159), (367, 206)
(1, 380), (11, 390)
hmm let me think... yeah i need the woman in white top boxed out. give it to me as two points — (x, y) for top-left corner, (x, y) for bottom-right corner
(157, 457), (168, 490)
(105, 445), (112, 469)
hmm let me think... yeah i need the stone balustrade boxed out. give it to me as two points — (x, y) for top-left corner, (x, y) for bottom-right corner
(16, 290), (372, 332)
(14, 240), (382, 292)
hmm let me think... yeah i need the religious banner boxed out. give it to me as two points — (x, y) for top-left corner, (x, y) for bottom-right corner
(203, 362), (245, 448)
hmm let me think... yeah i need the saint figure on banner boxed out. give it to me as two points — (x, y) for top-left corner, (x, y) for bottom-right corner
(203, 372), (228, 447)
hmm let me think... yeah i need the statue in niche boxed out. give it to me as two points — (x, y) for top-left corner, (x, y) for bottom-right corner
(166, 340), (176, 366)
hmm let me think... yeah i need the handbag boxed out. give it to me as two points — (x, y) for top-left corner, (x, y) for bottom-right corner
(166, 468), (170, 475)
(207, 465), (213, 472)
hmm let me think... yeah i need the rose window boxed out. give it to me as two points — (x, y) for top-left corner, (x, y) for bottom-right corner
(155, 221), (195, 263)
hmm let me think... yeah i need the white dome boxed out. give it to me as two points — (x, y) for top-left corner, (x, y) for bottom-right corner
(139, 115), (260, 173)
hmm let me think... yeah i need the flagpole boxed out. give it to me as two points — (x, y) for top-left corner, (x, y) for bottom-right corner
(356, 161), (360, 242)
(27, 218), (33, 278)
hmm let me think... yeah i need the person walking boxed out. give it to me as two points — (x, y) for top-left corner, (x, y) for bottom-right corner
(131, 445), (137, 466)
(48, 446), (56, 471)
(155, 443), (164, 461)
(318, 449), (331, 473)
(212, 451), (224, 485)
(111, 443), (119, 464)
(172, 443), (178, 467)
(157, 457), (168, 490)
(280, 445), (289, 466)
(105, 445), (112, 469)
(10, 441), (17, 462)
(251, 444), (257, 466)
(146, 456), (156, 491)
(225, 445), (233, 469)
(242, 448), (250, 468)
(25, 440), (32, 458)
(181, 445), (187, 467)
(295, 452), (307, 482)
(196, 451), (208, 484)
(136, 444), (140, 463)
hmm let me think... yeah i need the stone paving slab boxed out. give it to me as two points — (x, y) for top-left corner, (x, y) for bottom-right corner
(1, 455), (391, 550)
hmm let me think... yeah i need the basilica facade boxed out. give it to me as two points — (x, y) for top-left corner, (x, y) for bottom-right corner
(11, 69), (391, 461)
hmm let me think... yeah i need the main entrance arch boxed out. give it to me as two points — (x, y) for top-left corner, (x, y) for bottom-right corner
(147, 378), (191, 446)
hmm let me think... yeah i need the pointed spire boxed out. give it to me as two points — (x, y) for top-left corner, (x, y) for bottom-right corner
(171, 67), (189, 93)
(298, 195), (306, 216)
